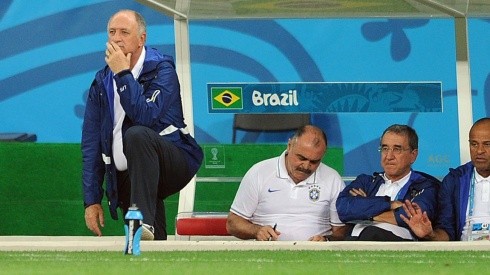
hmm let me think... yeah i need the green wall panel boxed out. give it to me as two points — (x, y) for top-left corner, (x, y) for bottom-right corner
(0, 143), (343, 236)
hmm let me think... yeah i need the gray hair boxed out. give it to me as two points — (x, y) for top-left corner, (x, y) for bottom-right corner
(108, 10), (147, 36)
(381, 124), (418, 150)
(290, 125), (327, 148)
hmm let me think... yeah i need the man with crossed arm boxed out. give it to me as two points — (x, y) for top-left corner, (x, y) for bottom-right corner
(336, 124), (439, 241)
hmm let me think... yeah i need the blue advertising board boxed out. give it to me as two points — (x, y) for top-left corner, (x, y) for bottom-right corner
(208, 82), (442, 113)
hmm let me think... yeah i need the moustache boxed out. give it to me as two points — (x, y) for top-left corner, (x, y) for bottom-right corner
(297, 168), (312, 175)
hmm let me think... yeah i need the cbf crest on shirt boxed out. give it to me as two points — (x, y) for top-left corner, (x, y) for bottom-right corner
(308, 184), (321, 202)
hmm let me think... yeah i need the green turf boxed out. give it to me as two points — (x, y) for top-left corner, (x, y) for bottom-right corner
(0, 250), (489, 274)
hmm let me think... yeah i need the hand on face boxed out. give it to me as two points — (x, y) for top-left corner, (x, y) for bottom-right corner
(105, 41), (131, 74)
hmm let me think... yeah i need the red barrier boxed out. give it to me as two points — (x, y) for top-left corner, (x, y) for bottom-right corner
(176, 216), (229, 236)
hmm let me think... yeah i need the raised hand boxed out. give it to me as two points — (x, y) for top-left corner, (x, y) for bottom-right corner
(400, 199), (433, 239)
(105, 42), (131, 74)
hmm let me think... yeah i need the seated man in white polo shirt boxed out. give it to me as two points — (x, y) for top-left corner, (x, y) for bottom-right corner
(226, 125), (347, 241)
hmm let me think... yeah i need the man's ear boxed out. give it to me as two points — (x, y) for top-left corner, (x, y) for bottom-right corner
(139, 33), (146, 47)
(286, 139), (293, 155)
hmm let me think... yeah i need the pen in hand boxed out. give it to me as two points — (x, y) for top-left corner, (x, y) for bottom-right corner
(268, 223), (277, 241)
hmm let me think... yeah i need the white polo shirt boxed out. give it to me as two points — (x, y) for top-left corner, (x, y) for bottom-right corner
(230, 151), (345, 241)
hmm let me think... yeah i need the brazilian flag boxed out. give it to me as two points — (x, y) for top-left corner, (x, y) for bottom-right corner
(211, 87), (243, 109)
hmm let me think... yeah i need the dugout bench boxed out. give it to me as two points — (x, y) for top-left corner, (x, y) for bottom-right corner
(0, 143), (342, 238)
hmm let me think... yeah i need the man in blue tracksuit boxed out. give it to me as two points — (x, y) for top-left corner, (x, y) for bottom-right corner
(82, 10), (203, 240)
(336, 124), (439, 241)
(402, 118), (490, 241)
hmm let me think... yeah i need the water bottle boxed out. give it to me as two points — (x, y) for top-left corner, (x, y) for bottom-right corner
(124, 204), (144, 255)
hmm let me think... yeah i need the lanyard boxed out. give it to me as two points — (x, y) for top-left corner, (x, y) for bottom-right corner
(468, 172), (476, 218)
(395, 181), (411, 201)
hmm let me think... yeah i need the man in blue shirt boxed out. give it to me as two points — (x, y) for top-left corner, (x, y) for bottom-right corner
(337, 124), (439, 241)
(82, 10), (203, 240)
(402, 118), (490, 241)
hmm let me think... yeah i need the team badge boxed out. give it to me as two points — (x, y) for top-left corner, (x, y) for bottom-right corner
(308, 185), (320, 202)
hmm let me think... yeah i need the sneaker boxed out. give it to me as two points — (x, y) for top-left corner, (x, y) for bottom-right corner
(141, 223), (155, 241)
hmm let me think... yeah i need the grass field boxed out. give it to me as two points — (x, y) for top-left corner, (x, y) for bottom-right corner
(1, 250), (489, 274)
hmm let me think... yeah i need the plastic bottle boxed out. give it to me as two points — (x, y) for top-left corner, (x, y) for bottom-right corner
(124, 204), (143, 255)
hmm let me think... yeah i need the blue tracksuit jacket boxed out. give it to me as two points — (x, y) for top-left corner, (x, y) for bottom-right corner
(436, 162), (473, 241)
(81, 47), (203, 220)
(336, 170), (440, 238)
